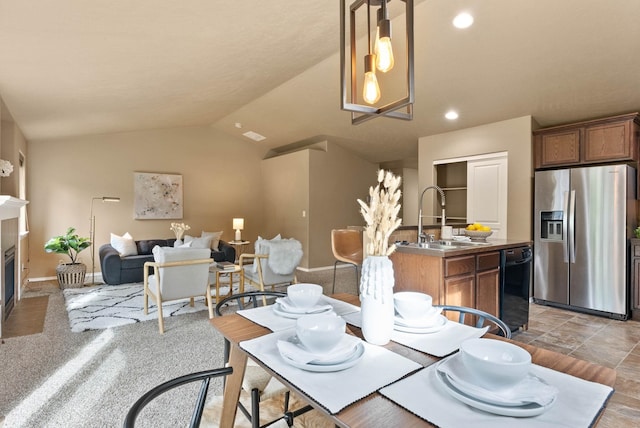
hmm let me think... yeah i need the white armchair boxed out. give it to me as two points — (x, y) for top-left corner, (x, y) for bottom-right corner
(143, 246), (213, 334)
(239, 237), (303, 293)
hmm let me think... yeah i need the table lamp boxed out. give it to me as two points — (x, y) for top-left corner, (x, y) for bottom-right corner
(233, 218), (244, 241)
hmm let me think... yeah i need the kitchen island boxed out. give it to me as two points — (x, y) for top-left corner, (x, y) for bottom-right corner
(391, 239), (531, 327)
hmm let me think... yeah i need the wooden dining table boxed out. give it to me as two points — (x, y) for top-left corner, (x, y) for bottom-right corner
(209, 293), (617, 428)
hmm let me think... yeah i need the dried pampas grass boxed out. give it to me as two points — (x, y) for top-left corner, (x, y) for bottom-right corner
(357, 170), (402, 256)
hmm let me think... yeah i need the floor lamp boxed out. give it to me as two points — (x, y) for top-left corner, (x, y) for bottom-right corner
(90, 196), (120, 285)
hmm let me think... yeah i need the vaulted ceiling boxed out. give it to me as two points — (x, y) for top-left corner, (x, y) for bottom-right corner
(1, 0), (639, 163)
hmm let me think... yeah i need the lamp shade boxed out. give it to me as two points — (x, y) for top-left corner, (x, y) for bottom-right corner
(233, 218), (244, 230)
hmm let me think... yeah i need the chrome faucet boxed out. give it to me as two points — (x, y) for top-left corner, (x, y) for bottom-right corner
(417, 185), (446, 244)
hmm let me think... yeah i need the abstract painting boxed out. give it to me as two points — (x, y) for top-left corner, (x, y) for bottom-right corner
(133, 172), (183, 219)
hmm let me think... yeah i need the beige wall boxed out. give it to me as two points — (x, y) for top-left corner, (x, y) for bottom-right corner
(0, 97), (27, 198)
(418, 116), (534, 240)
(262, 141), (377, 269)
(308, 143), (378, 268)
(261, 149), (310, 265)
(29, 126), (265, 279)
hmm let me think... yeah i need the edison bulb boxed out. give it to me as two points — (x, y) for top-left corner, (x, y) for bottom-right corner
(375, 36), (394, 72)
(363, 71), (381, 104)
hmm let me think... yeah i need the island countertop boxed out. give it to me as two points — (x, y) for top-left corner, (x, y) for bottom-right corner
(394, 238), (532, 258)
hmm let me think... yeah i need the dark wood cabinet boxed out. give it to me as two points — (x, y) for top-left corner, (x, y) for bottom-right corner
(537, 129), (581, 167)
(534, 112), (640, 170)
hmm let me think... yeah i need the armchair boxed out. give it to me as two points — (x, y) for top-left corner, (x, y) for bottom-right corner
(239, 237), (303, 294)
(143, 246), (213, 334)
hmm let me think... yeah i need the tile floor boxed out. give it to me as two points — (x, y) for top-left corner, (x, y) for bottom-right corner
(510, 303), (640, 426)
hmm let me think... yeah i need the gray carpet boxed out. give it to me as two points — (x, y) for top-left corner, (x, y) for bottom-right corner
(0, 268), (359, 428)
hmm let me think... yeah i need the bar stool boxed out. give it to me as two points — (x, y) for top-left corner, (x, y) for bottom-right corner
(331, 229), (363, 294)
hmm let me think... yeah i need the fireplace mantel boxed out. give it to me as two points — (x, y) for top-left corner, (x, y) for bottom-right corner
(0, 196), (28, 219)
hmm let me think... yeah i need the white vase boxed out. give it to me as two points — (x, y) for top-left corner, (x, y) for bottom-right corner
(173, 239), (183, 247)
(359, 255), (395, 345)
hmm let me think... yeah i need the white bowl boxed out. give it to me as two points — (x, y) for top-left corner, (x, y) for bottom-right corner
(460, 338), (531, 390)
(287, 283), (323, 309)
(296, 313), (346, 353)
(464, 230), (493, 241)
(394, 292), (433, 320)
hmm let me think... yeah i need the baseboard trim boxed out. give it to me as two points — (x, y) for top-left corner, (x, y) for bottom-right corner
(29, 272), (104, 285)
(296, 264), (352, 273)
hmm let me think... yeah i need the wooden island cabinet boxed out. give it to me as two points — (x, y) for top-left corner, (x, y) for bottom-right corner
(391, 241), (528, 323)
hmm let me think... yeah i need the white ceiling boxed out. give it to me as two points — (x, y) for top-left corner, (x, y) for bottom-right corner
(1, 0), (639, 164)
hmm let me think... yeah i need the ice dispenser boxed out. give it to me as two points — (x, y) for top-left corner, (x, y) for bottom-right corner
(540, 211), (563, 241)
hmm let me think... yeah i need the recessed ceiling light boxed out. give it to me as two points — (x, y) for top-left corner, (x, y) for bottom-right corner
(445, 110), (459, 120)
(453, 12), (474, 29)
(242, 131), (266, 142)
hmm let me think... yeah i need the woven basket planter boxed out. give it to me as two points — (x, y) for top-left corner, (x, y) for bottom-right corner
(56, 263), (87, 288)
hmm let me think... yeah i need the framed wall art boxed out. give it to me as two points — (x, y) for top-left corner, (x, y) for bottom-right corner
(133, 172), (183, 219)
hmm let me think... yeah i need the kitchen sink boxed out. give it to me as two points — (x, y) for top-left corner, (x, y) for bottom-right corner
(397, 240), (492, 251)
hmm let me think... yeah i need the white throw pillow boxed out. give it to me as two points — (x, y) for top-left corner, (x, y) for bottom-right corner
(110, 232), (138, 257)
(201, 231), (223, 251)
(189, 236), (212, 249)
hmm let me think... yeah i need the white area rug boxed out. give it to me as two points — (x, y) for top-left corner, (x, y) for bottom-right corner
(62, 282), (241, 332)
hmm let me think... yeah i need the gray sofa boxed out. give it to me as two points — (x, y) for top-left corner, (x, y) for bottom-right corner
(98, 238), (235, 285)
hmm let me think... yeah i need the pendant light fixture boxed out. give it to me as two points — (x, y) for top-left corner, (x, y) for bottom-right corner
(340, 0), (414, 125)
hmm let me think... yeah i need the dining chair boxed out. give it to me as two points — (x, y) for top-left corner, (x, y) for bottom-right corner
(123, 367), (233, 428)
(331, 229), (363, 294)
(143, 246), (213, 334)
(215, 291), (312, 428)
(434, 305), (512, 339)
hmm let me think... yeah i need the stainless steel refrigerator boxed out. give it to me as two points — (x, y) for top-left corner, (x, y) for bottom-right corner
(533, 164), (636, 319)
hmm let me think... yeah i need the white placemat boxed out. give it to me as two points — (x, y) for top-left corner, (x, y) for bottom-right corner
(379, 362), (614, 428)
(237, 296), (360, 332)
(342, 311), (489, 357)
(240, 329), (422, 414)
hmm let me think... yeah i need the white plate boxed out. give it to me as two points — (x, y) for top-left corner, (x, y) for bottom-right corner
(275, 297), (332, 314)
(272, 303), (334, 319)
(437, 353), (556, 407)
(280, 342), (365, 372)
(284, 335), (360, 366)
(394, 307), (444, 327)
(394, 315), (447, 334)
(434, 364), (556, 417)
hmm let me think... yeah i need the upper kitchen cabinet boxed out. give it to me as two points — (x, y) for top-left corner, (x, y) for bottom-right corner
(534, 112), (640, 170)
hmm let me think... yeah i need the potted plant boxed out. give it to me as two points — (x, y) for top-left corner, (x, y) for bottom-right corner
(44, 227), (91, 288)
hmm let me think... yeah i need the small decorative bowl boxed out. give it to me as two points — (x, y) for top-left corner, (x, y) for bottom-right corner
(464, 230), (493, 241)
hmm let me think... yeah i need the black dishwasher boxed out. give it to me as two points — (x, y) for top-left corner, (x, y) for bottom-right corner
(500, 246), (532, 332)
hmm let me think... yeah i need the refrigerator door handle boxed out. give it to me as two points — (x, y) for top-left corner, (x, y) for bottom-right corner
(563, 191), (570, 263)
(568, 189), (576, 263)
